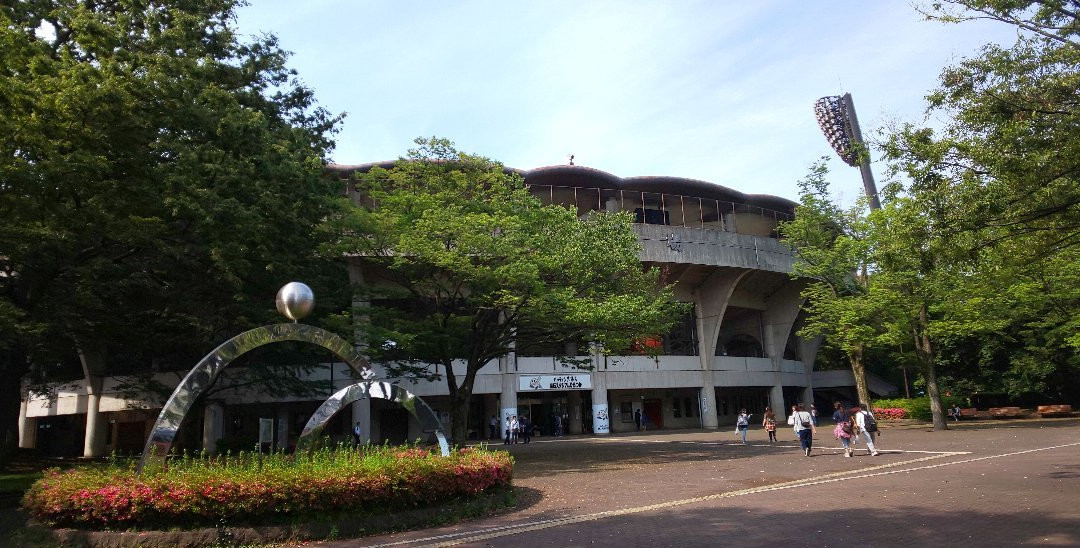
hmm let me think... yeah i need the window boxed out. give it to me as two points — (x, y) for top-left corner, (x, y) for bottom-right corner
(673, 400), (682, 418)
(620, 401), (634, 423)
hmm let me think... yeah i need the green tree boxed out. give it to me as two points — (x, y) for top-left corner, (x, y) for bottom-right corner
(780, 160), (888, 409)
(323, 138), (687, 445)
(883, 0), (1080, 408)
(0, 0), (345, 459)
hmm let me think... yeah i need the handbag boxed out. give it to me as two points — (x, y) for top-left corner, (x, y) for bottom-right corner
(798, 412), (812, 429)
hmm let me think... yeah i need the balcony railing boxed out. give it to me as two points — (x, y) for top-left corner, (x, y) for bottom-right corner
(526, 185), (793, 238)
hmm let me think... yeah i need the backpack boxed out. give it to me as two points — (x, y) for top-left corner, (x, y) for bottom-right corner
(841, 419), (854, 435)
(862, 411), (878, 433)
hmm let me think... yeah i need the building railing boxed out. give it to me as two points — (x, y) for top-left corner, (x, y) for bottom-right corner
(526, 184), (793, 238)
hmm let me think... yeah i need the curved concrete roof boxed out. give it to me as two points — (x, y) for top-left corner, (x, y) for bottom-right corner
(328, 162), (796, 213)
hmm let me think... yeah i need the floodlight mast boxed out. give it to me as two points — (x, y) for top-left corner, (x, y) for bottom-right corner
(814, 93), (881, 210)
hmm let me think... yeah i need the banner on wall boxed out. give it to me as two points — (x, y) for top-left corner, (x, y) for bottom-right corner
(592, 404), (610, 434)
(519, 374), (592, 391)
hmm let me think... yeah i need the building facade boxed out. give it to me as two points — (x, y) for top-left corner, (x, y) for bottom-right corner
(18, 163), (891, 456)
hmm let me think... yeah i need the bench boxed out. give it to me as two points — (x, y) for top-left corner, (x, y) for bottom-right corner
(955, 408), (978, 420)
(1037, 404), (1073, 417)
(989, 406), (1023, 418)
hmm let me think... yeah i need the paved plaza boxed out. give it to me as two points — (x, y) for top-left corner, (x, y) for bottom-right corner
(320, 418), (1080, 547)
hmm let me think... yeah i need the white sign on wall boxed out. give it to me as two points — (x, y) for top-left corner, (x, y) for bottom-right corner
(519, 374), (592, 391)
(593, 404), (610, 434)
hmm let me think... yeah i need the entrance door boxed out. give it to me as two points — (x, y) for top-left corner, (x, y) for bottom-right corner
(115, 421), (146, 454)
(644, 399), (664, 429)
(379, 408), (409, 445)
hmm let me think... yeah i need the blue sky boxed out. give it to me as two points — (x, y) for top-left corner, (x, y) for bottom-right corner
(235, 1), (1018, 202)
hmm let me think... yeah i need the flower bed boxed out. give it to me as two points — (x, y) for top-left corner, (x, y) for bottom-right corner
(22, 445), (513, 530)
(872, 407), (908, 420)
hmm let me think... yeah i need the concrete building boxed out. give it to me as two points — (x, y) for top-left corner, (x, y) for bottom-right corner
(18, 163), (893, 456)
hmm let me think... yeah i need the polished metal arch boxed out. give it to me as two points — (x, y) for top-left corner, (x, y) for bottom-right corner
(296, 381), (450, 456)
(139, 323), (374, 471)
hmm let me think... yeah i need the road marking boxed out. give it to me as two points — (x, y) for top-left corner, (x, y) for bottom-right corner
(373, 441), (1080, 547)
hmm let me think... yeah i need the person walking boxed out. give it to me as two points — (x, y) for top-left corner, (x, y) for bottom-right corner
(735, 408), (751, 444)
(852, 404), (880, 456)
(554, 413), (563, 437)
(790, 404), (817, 456)
(510, 415), (520, 444)
(520, 416), (532, 444)
(634, 409), (642, 432)
(489, 415), (499, 440)
(810, 404), (819, 426)
(832, 401), (855, 457)
(762, 407), (777, 443)
(352, 421), (363, 448)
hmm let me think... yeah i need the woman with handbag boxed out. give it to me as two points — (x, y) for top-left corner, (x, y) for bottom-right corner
(832, 401), (854, 457)
(791, 403), (817, 456)
(762, 407), (777, 443)
(735, 409), (751, 444)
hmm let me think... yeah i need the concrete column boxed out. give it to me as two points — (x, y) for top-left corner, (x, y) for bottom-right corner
(83, 378), (106, 458)
(202, 402), (224, 455)
(802, 386), (814, 406)
(18, 399), (36, 449)
(590, 372), (610, 435)
(500, 373), (518, 438)
(699, 373), (719, 429)
(351, 398), (372, 445)
(770, 384), (786, 421)
(568, 391), (583, 434)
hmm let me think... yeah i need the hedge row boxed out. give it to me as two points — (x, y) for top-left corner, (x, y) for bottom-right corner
(22, 445), (513, 530)
(872, 396), (965, 422)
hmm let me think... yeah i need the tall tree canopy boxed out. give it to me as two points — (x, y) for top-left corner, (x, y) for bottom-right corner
(882, 0), (1080, 405)
(0, 0), (346, 456)
(323, 138), (687, 444)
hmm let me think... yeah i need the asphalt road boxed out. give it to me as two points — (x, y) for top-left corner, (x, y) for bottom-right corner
(318, 418), (1080, 547)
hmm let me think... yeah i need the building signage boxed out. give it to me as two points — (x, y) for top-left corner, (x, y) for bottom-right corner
(519, 374), (592, 391)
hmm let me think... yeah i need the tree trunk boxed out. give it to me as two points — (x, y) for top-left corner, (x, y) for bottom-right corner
(914, 303), (948, 430)
(849, 346), (871, 407)
(0, 348), (29, 468)
(449, 390), (471, 447)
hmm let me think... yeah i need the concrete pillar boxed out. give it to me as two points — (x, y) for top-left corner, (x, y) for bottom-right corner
(590, 373), (610, 435)
(83, 379), (106, 458)
(18, 399), (36, 449)
(801, 386), (814, 406)
(351, 398), (371, 445)
(568, 391), (583, 434)
(770, 384), (786, 421)
(500, 373), (517, 439)
(202, 402), (224, 455)
(700, 373), (719, 429)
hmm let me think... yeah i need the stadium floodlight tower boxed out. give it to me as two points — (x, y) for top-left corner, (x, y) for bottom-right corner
(814, 93), (881, 210)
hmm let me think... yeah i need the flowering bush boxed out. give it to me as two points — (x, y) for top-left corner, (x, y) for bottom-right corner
(22, 445), (513, 530)
(873, 396), (966, 421)
(872, 407), (908, 420)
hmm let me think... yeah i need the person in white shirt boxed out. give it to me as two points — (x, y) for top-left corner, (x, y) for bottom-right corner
(509, 415), (520, 444)
(504, 415), (512, 445)
(735, 409), (751, 444)
(790, 403), (818, 456)
(852, 404), (880, 456)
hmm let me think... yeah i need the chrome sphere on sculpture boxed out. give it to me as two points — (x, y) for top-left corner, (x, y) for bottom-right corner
(276, 282), (314, 320)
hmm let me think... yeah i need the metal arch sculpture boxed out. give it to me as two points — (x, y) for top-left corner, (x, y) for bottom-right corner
(139, 323), (377, 471)
(296, 381), (450, 456)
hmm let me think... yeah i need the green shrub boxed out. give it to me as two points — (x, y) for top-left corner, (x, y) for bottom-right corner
(872, 396), (964, 421)
(22, 444), (513, 530)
